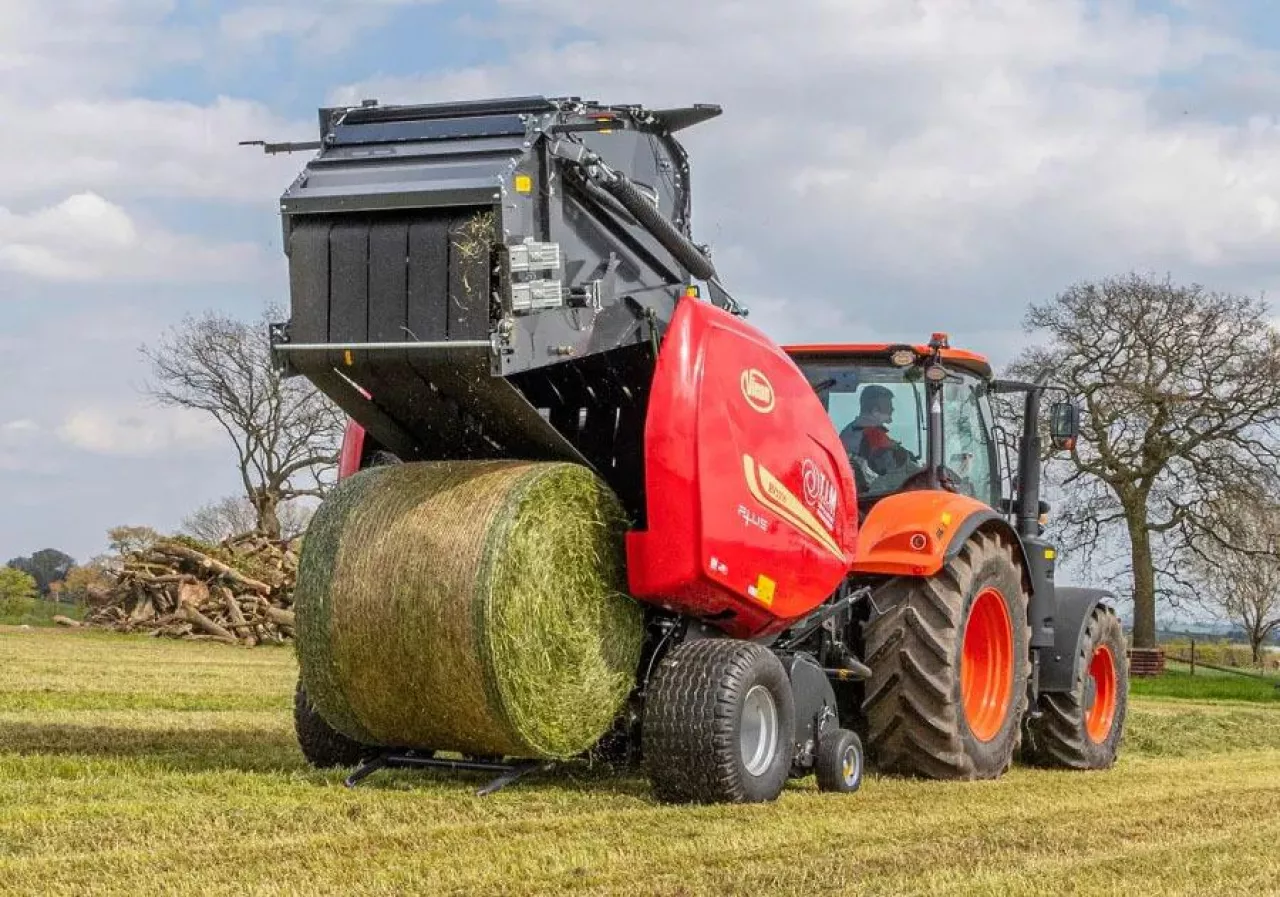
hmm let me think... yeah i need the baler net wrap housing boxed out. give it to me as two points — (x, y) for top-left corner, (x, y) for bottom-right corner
(274, 95), (725, 520)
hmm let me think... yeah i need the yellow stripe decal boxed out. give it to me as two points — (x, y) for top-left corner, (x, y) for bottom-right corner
(742, 454), (844, 561)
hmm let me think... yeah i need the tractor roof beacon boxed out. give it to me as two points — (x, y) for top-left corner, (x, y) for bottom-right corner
(259, 95), (1129, 802)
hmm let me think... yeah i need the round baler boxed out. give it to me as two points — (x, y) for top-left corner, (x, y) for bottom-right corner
(260, 95), (1128, 803)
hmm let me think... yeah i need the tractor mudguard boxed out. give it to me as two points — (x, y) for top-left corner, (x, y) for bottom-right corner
(1038, 587), (1118, 693)
(849, 493), (1020, 577)
(626, 297), (858, 639)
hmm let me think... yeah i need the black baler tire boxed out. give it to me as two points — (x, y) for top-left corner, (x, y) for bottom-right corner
(862, 530), (1031, 779)
(641, 639), (795, 804)
(815, 728), (864, 793)
(365, 450), (402, 468)
(293, 679), (377, 769)
(1024, 606), (1129, 770)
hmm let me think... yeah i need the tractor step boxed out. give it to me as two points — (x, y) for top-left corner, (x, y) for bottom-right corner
(344, 752), (552, 796)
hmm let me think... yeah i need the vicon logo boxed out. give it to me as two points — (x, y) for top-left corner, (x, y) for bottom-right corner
(740, 368), (775, 413)
(802, 458), (839, 531)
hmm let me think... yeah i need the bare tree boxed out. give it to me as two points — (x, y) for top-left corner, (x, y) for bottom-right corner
(142, 306), (343, 540)
(182, 494), (314, 544)
(1190, 490), (1280, 665)
(1008, 273), (1280, 649)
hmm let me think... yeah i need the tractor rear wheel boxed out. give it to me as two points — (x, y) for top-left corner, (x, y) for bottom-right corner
(293, 679), (376, 769)
(641, 638), (795, 804)
(862, 531), (1031, 779)
(1023, 606), (1128, 769)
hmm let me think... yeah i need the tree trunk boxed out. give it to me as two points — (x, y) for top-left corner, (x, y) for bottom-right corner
(1250, 633), (1263, 666)
(1125, 507), (1158, 649)
(253, 490), (282, 540)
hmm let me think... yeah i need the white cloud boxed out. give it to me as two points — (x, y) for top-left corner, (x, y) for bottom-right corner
(331, 0), (1280, 357)
(2, 420), (39, 435)
(57, 405), (224, 457)
(219, 0), (444, 54)
(0, 0), (197, 100)
(0, 5), (313, 291)
(0, 96), (311, 206)
(0, 193), (270, 284)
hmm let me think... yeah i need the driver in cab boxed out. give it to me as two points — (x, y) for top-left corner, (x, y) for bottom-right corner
(840, 385), (920, 486)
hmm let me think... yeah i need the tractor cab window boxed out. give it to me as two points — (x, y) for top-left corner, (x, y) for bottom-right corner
(941, 377), (999, 506)
(800, 363), (928, 500)
(798, 359), (1000, 508)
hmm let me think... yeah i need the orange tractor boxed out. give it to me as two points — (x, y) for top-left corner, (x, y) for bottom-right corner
(266, 95), (1129, 801)
(782, 336), (1127, 779)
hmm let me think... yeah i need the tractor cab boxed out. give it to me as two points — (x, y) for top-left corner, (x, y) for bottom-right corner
(786, 335), (1002, 517)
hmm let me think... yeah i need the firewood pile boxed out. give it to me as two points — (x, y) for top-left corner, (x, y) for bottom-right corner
(85, 534), (300, 646)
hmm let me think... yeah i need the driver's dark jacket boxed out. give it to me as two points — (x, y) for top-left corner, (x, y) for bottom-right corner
(842, 424), (898, 475)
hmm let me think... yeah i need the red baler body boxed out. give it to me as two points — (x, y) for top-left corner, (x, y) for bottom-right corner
(626, 298), (858, 638)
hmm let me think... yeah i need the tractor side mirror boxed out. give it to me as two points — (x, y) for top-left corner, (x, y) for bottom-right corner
(1049, 401), (1079, 451)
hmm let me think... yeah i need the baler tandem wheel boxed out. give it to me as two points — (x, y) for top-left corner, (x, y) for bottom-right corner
(862, 530), (1032, 779)
(641, 638), (796, 803)
(1023, 605), (1129, 769)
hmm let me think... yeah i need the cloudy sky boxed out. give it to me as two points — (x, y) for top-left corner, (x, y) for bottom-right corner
(2, 0), (1279, 573)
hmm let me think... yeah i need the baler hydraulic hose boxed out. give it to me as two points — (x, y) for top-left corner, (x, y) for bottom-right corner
(596, 174), (716, 282)
(550, 138), (745, 315)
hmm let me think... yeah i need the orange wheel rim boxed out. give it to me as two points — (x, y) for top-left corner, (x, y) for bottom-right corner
(960, 586), (1014, 743)
(1085, 644), (1117, 743)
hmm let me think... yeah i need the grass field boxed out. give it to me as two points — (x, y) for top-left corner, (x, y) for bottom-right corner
(0, 599), (85, 628)
(2, 628), (1279, 896)
(1131, 661), (1280, 704)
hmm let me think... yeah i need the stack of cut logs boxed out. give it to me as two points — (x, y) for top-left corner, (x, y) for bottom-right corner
(85, 534), (299, 646)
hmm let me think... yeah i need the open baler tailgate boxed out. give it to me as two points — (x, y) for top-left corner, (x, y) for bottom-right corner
(271, 95), (728, 514)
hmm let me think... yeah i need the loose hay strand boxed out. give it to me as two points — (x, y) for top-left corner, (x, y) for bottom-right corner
(294, 460), (644, 759)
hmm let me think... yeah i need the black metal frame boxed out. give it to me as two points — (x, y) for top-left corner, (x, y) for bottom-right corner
(344, 751), (552, 797)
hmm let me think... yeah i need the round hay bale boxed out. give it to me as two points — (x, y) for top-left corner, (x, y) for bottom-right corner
(294, 460), (645, 760)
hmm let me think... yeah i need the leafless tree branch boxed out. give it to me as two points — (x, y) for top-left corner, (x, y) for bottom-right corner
(142, 305), (344, 539)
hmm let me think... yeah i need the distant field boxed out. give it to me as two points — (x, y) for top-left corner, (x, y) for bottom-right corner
(2, 628), (1279, 896)
(1131, 663), (1280, 704)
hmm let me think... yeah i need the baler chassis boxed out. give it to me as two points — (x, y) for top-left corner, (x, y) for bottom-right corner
(331, 586), (874, 800)
(344, 751), (552, 797)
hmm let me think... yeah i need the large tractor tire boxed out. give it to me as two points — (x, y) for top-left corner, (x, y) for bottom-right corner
(862, 530), (1031, 779)
(641, 638), (795, 804)
(1023, 605), (1128, 769)
(293, 679), (376, 769)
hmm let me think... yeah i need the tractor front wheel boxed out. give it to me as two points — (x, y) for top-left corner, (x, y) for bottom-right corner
(1023, 606), (1128, 769)
(641, 639), (796, 804)
(862, 530), (1031, 779)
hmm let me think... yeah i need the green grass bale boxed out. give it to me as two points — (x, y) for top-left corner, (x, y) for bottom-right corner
(294, 460), (644, 760)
